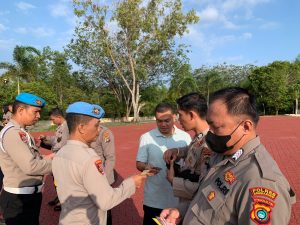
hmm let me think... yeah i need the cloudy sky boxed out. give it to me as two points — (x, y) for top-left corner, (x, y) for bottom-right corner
(0, 0), (299, 70)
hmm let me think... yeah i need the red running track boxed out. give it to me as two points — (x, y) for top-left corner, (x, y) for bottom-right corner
(37, 116), (299, 225)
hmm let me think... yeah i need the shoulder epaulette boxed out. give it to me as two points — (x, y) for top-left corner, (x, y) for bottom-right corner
(254, 150), (277, 182)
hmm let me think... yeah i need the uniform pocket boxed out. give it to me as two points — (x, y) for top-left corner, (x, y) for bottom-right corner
(190, 184), (226, 225)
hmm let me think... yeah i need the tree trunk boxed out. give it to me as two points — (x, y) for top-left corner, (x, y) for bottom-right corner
(295, 98), (298, 115)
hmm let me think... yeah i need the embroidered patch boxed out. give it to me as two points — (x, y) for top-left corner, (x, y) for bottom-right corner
(250, 187), (278, 201)
(215, 177), (229, 195)
(94, 159), (105, 175)
(19, 132), (28, 144)
(207, 191), (215, 201)
(224, 170), (236, 185)
(35, 99), (42, 106)
(250, 198), (274, 224)
(103, 131), (110, 143)
(92, 107), (100, 115)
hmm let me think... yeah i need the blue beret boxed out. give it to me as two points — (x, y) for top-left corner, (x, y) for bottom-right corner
(66, 102), (105, 119)
(15, 92), (46, 108)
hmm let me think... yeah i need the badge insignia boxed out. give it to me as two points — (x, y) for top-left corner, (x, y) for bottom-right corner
(94, 159), (105, 175)
(224, 170), (236, 185)
(92, 107), (100, 115)
(249, 187), (278, 201)
(19, 132), (28, 144)
(103, 131), (110, 143)
(250, 198), (274, 225)
(35, 99), (42, 106)
(207, 191), (215, 201)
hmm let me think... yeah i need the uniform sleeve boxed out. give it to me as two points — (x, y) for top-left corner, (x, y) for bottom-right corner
(52, 124), (69, 152)
(172, 177), (199, 200)
(82, 156), (136, 211)
(100, 129), (116, 185)
(3, 129), (52, 175)
(237, 179), (293, 225)
(136, 135), (148, 163)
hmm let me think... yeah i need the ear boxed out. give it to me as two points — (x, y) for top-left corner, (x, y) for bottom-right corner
(172, 114), (177, 122)
(77, 124), (86, 134)
(243, 120), (254, 133)
(190, 111), (197, 120)
(17, 105), (25, 115)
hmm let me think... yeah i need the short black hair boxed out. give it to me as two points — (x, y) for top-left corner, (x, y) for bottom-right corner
(49, 108), (64, 117)
(66, 113), (94, 134)
(154, 102), (175, 115)
(176, 92), (207, 119)
(210, 87), (259, 125)
(2, 105), (9, 114)
(12, 101), (29, 114)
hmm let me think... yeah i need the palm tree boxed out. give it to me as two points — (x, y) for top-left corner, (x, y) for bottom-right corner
(0, 45), (40, 94)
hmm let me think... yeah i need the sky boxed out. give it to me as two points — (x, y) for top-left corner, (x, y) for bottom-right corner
(0, 0), (300, 71)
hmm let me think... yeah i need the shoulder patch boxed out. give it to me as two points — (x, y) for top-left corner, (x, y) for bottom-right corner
(19, 132), (28, 144)
(249, 187), (278, 201)
(102, 131), (110, 143)
(94, 159), (105, 175)
(250, 197), (275, 224)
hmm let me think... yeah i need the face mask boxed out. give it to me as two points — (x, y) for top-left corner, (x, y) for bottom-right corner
(206, 122), (244, 154)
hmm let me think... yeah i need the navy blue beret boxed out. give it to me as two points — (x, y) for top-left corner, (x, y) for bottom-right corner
(15, 92), (46, 108)
(66, 102), (105, 119)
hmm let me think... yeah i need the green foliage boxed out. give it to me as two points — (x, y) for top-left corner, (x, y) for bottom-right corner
(248, 61), (299, 114)
(67, 0), (199, 121)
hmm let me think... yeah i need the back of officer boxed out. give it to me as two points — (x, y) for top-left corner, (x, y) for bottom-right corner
(0, 92), (53, 225)
(52, 102), (146, 225)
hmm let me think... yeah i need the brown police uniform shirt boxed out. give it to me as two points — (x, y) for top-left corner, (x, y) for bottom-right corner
(52, 140), (136, 225)
(90, 126), (115, 185)
(173, 130), (212, 200)
(182, 136), (296, 225)
(0, 119), (52, 187)
(43, 120), (69, 153)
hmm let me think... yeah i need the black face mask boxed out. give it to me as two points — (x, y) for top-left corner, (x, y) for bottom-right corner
(206, 122), (244, 154)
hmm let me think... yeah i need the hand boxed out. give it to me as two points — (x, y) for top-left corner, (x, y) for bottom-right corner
(166, 157), (176, 184)
(145, 164), (161, 175)
(132, 174), (147, 188)
(160, 208), (181, 225)
(43, 152), (55, 159)
(163, 148), (179, 164)
(39, 135), (46, 140)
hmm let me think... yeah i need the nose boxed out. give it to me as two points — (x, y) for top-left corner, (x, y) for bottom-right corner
(36, 112), (41, 119)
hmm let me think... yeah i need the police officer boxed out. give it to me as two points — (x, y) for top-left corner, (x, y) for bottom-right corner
(160, 87), (296, 225)
(163, 93), (212, 214)
(39, 107), (69, 153)
(52, 102), (146, 225)
(38, 107), (69, 211)
(0, 92), (53, 225)
(91, 125), (115, 225)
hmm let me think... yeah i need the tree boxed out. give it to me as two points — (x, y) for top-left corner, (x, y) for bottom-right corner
(168, 64), (197, 102)
(67, 0), (199, 122)
(0, 45), (40, 94)
(248, 61), (291, 115)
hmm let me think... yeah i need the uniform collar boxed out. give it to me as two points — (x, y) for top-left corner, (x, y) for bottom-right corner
(9, 119), (21, 128)
(67, 140), (89, 148)
(226, 136), (261, 165)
